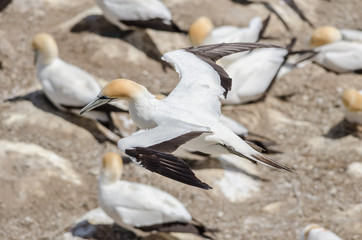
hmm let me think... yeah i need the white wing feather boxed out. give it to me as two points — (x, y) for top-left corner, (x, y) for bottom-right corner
(161, 49), (224, 120)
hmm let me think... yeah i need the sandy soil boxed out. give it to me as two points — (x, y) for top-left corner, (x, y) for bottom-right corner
(0, 0), (362, 239)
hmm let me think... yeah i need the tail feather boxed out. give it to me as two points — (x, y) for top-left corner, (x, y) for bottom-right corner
(251, 153), (292, 172)
(221, 144), (292, 172)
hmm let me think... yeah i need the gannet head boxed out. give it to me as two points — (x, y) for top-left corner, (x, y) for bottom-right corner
(189, 16), (214, 46)
(310, 26), (342, 47)
(342, 89), (362, 112)
(101, 152), (123, 184)
(32, 33), (59, 65)
(80, 78), (145, 114)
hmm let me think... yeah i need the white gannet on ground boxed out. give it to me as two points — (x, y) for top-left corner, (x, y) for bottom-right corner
(98, 152), (211, 238)
(342, 89), (362, 126)
(94, 0), (186, 33)
(81, 42), (292, 189)
(32, 33), (127, 132)
(221, 46), (288, 104)
(310, 26), (362, 73)
(189, 16), (288, 104)
(300, 224), (342, 240)
(189, 16), (267, 67)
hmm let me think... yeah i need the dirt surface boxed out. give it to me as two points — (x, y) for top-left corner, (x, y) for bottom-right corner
(1, 0), (362, 239)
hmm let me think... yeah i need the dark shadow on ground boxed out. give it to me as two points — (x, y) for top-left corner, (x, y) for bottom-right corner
(6, 90), (115, 143)
(71, 15), (171, 71)
(324, 118), (361, 139)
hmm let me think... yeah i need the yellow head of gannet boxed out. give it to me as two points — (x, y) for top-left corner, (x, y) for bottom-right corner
(80, 78), (146, 114)
(188, 16), (214, 46)
(101, 152), (123, 183)
(310, 26), (342, 47)
(32, 32), (59, 65)
(342, 89), (362, 112)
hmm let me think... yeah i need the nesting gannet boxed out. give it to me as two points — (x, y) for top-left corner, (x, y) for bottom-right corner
(32, 33), (127, 127)
(189, 16), (266, 67)
(300, 224), (342, 240)
(99, 152), (213, 237)
(221, 47), (288, 104)
(81, 42), (292, 189)
(310, 26), (362, 73)
(94, 0), (186, 33)
(189, 16), (287, 104)
(342, 89), (362, 126)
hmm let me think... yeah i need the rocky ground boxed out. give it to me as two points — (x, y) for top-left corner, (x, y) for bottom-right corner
(0, 0), (362, 239)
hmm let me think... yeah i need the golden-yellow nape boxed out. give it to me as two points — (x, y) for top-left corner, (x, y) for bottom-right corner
(342, 89), (362, 112)
(102, 152), (123, 180)
(188, 16), (214, 46)
(310, 26), (342, 47)
(32, 32), (58, 53)
(101, 78), (144, 99)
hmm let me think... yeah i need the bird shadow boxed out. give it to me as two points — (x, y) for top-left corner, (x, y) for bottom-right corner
(71, 15), (171, 71)
(5, 90), (117, 144)
(70, 221), (138, 240)
(323, 118), (361, 139)
(70, 220), (208, 240)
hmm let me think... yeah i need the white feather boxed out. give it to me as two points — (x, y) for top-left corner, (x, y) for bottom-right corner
(98, 180), (192, 227)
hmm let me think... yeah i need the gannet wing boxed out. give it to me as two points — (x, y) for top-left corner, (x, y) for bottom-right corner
(161, 42), (282, 118)
(118, 121), (212, 189)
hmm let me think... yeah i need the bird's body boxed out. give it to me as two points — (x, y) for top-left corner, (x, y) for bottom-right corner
(222, 47), (288, 104)
(82, 43), (291, 189)
(189, 16), (285, 104)
(311, 26), (362, 73)
(32, 33), (127, 124)
(98, 152), (192, 231)
(94, 0), (185, 33)
(189, 17), (264, 67)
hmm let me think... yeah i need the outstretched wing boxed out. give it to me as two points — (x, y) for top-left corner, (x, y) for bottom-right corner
(162, 42), (282, 119)
(118, 121), (212, 189)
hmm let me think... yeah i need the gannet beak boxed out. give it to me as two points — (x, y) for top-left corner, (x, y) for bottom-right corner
(33, 50), (38, 65)
(80, 96), (112, 114)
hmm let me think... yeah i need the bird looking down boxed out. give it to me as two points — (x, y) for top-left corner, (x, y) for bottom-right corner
(81, 42), (292, 190)
(32, 32), (127, 132)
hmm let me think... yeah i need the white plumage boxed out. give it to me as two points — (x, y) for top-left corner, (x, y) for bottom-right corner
(94, 0), (184, 33)
(300, 224), (342, 240)
(32, 32), (126, 123)
(221, 47), (288, 104)
(98, 152), (192, 227)
(189, 16), (286, 104)
(311, 26), (362, 73)
(81, 43), (291, 189)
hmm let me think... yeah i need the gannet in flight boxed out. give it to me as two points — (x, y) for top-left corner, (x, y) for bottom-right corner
(98, 152), (211, 237)
(94, 0), (186, 33)
(81, 42), (292, 189)
(310, 26), (362, 73)
(32, 32), (127, 130)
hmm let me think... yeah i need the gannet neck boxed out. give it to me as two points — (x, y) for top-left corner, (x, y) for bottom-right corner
(100, 152), (123, 185)
(342, 89), (362, 111)
(32, 33), (59, 66)
(310, 26), (342, 47)
(189, 17), (214, 46)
